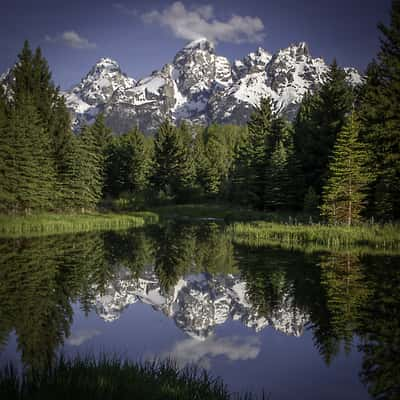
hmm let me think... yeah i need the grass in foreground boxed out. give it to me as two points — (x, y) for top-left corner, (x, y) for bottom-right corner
(0, 211), (159, 238)
(228, 221), (400, 251)
(0, 357), (260, 400)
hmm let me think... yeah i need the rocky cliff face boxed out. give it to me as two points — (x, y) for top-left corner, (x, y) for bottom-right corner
(1, 38), (362, 134)
(93, 266), (309, 340)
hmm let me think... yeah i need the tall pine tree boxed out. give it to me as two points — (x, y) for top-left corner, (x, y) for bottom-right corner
(232, 97), (274, 208)
(321, 112), (374, 225)
(294, 61), (354, 199)
(152, 120), (195, 202)
(359, 0), (400, 220)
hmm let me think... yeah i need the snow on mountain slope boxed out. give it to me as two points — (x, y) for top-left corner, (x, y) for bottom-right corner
(92, 266), (309, 340)
(0, 38), (361, 134)
(63, 57), (136, 130)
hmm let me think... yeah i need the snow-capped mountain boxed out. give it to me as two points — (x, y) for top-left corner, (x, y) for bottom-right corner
(93, 266), (309, 340)
(1, 38), (362, 134)
(64, 58), (136, 130)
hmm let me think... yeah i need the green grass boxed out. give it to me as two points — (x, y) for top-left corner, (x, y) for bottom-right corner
(0, 356), (261, 400)
(228, 221), (400, 251)
(0, 211), (159, 238)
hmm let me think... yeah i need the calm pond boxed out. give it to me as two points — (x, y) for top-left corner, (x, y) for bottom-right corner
(0, 221), (398, 399)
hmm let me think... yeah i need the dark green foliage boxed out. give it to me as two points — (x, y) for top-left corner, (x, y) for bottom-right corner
(104, 127), (152, 205)
(6, 96), (56, 211)
(195, 124), (246, 199)
(264, 118), (301, 210)
(303, 187), (319, 215)
(294, 62), (354, 199)
(321, 113), (374, 225)
(358, 1), (400, 220)
(231, 98), (274, 208)
(152, 120), (196, 202)
(264, 141), (291, 210)
(246, 97), (273, 208)
(0, 41), (94, 213)
(0, 357), (234, 400)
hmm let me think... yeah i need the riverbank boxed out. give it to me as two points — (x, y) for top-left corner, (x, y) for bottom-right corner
(0, 357), (252, 400)
(228, 221), (400, 251)
(0, 211), (159, 238)
(1, 205), (399, 251)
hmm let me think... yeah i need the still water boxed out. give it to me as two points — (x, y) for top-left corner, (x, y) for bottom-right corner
(0, 222), (399, 399)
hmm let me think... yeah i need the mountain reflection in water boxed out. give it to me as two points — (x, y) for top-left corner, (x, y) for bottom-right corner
(0, 222), (399, 399)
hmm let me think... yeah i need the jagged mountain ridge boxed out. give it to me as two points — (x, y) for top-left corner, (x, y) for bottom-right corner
(63, 38), (361, 134)
(93, 266), (309, 340)
(0, 38), (362, 134)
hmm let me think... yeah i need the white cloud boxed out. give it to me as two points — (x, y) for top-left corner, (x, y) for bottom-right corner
(113, 3), (138, 16)
(45, 31), (96, 49)
(160, 335), (261, 369)
(142, 2), (265, 44)
(66, 329), (101, 346)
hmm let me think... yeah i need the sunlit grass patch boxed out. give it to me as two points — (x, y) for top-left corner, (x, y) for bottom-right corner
(228, 221), (400, 251)
(0, 211), (159, 238)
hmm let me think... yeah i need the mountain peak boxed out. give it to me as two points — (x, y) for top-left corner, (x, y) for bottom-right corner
(283, 42), (310, 57)
(92, 57), (121, 71)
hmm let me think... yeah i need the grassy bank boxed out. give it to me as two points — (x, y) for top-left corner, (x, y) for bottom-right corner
(0, 211), (159, 238)
(228, 221), (400, 251)
(0, 357), (257, 400)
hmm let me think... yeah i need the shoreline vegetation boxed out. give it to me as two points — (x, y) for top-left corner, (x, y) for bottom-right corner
(1, 205), (399, 253)
(0, 357), (258, 400)
(0, 211), (159, 238)
(228, 221), (400, 251)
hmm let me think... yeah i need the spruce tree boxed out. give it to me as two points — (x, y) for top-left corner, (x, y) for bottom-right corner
(152, 120), (195, 201)
(321, 112), (374, 225)
(104, 127), (152, 198)
(264, 140), (291, 210)
(247, 97), (273, 208)
(7, 41), (73, 212)
(231, 97), (273, 208)
(77, 126), (103, 209)
(7, 96), (56, 211)
(294, 62), (353, 198)
(0, 87), (14, 211)
(359, 0), (400, 219)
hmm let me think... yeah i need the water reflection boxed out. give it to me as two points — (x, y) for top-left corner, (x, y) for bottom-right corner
(0, 222), (399, 398)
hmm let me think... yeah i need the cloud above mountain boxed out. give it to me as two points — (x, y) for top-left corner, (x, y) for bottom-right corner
(141, 2), (265, 44)
(45, 31), (96, 49)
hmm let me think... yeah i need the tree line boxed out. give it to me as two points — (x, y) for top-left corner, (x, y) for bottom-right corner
(0, 1), (399, 223)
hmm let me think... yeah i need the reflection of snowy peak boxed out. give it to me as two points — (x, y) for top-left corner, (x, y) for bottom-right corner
(93, 267), (309, 339)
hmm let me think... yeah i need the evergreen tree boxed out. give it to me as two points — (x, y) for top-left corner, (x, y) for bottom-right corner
(231, 98), (273, 208)
(247, 97), (273, 208)
(152, 120), (195, 201)
(359, 0), (400, 219)
(0, 88), (14, 211)
(91, 113), (112, 150)
(264, 140), (291, 210)
(7, 96), (56, 211)
(66, 126), (103, 210)
(321, 112), (374, 225)
(294, 62), (354, 198)
(4, 41), (76, 212)
(104, 127), (152, 198)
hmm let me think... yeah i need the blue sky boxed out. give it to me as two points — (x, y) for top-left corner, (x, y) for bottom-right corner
(0, 0), (392, 89)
